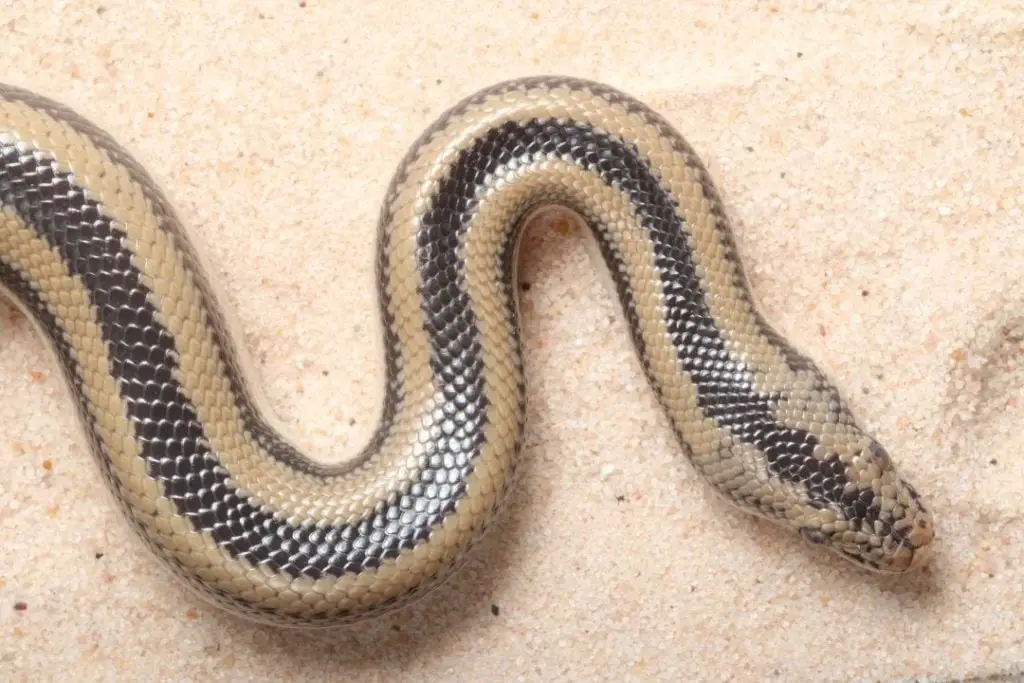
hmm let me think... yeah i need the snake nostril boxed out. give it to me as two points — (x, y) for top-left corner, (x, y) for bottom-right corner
(908, 517), (935, 549)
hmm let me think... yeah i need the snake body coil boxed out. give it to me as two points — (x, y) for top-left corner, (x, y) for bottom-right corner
(0, 77), (933, 626)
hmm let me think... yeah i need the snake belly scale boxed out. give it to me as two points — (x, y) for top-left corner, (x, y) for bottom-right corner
(0, 76), (934, 626)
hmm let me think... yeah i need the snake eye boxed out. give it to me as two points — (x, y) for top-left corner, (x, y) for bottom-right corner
(868, 441), (892, 468)
(800, 528), (827, 546)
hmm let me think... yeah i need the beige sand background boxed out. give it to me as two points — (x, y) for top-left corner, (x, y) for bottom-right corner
(1, 1), (1022, 681)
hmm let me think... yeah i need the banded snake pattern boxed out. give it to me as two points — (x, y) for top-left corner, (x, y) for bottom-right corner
(0, 77), (934, 626)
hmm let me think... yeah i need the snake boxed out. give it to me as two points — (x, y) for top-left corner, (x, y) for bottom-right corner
(0, 76), (934, 627)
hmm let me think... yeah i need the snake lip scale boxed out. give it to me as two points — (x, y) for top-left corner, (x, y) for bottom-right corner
(0, 76), (934, 626)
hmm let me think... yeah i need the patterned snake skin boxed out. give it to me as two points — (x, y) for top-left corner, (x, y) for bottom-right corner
(0, 77), (934, 626)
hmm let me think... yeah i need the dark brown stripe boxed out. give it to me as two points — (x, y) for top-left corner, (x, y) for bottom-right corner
(428, 118), (864, 517)
(0, 82), (402, 479)
(0, 128), (478, 605)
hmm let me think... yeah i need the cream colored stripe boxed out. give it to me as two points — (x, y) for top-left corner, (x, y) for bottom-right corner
(0, 201), (502, 622)
(388, 79), (843, 465)
(0, 205), (278, 589)
(387, 80), (804, 396)
(1, 80), (814, 524)
(2, 92), (514, 620)
(0, 94), (433, 525)
(455, 158), (822, 529)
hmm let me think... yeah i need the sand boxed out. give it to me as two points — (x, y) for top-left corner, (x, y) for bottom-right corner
(1, 1), (1022, 681)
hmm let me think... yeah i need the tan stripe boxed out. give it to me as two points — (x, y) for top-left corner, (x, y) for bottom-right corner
(1, 94), (519, 619)
(0, 205), (271, 586)
(456, 158), (821, 529)
(0, 197), (509, 620)
(0, 94), (436, 525)
(386, 81), (804, 395)
(0, 81), (818, 523)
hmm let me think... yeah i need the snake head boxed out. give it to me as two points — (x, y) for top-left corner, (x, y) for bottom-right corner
(793, 440), (934, 574)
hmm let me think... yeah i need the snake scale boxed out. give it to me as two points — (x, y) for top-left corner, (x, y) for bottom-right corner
(0, 76), (934, 626)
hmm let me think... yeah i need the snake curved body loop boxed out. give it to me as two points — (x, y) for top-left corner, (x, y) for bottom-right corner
(0, 77), (934, 626)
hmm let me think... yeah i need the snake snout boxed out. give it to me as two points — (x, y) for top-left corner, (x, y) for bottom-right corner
(792, 439), (935, 574)
(890, 504), (936, 571)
